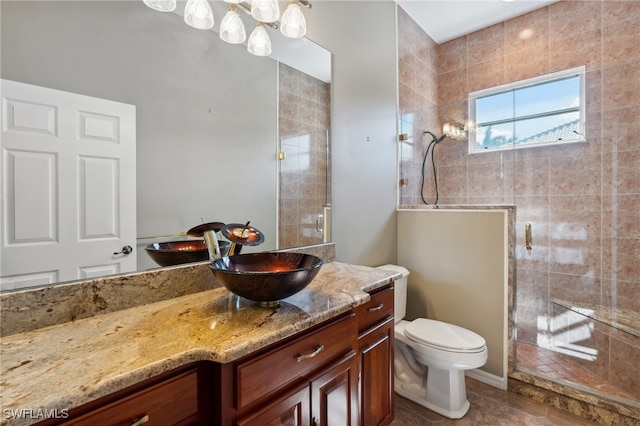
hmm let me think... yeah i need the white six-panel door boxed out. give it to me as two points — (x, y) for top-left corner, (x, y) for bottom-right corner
(1, 79), (136, 290)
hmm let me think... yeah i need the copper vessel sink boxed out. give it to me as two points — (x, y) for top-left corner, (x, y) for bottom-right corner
(145, 240), (231, 267)
(210, 252), (323, 307)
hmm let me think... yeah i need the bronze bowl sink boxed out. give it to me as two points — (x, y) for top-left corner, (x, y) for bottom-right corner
(210, 252), (323, 307)
(145, 240), (231, 267)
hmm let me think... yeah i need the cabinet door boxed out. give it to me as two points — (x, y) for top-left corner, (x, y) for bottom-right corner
(310, 351), (359, 426)
(236, 382), (311, 426)
(358, 317), (394, 426)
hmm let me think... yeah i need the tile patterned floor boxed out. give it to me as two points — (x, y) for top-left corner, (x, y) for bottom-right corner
(515, 341), (636, 402)
(391, 377), (599, 425)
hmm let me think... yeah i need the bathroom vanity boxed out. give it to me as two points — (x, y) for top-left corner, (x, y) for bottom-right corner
(0, 262), (398, 426)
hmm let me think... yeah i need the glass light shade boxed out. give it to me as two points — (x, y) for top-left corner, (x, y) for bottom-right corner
(184, 0), (214, 30)
(220, 9), (246, 44)
(143, 0), (176, 12)
(247, 23), (272, 57)
(223, 0), (243, 3)
(280, 3), (306, 38)
(251, 0), (280, 23)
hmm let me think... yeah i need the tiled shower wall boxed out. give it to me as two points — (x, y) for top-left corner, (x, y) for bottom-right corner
(398, 0), (639, 401)
(398, 6), (439, 206)
(278, 63), (331, 249)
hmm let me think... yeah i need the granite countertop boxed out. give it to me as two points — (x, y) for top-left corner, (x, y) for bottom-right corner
(0, 262), (399, 425)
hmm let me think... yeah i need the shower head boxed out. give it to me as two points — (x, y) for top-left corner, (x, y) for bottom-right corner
(424, 131), (447, 144)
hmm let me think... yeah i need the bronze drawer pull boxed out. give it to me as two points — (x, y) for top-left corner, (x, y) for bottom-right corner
(131, 415), (150, 426)
(368, 303), (384, 312)
(296, 345), (324, 362)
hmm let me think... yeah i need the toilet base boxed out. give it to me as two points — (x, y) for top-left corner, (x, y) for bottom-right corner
(395, 361), (471, 419)
(395, 385), (470, 419)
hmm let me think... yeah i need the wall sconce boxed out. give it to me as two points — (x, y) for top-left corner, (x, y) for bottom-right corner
(442, 120), (474, 140)
(142, 0), (311, 57)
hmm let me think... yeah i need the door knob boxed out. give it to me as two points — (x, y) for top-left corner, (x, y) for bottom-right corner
(113, 245), (133, 255)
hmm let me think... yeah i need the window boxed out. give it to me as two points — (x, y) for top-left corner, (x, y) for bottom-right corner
(468, 66), (586, 153)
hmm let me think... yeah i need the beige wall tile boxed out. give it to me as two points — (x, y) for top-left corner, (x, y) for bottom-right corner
(505, 7), (549, 55)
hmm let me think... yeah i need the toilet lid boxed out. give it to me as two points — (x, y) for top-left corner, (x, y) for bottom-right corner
(404, 318), (486, 352)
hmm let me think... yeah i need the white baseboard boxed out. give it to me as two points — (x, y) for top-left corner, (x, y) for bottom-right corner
(465, 368), (507, 390)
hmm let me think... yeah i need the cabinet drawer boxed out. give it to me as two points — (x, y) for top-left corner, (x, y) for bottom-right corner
(355, 284), (394, 333)
(236, 313), (356, 412)
(63, 369), (198, 426)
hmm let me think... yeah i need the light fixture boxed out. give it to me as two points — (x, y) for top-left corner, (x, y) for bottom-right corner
(184, 0), (214, 30)
(247, 22), (272, 57)
(251, 0), (280, 23)
(280, 0), (307, 39)
(143, 0), (176, 12)
(442, 120), (473, 140)
(220, 5), (246, 44)
(143, 0), (311, 56)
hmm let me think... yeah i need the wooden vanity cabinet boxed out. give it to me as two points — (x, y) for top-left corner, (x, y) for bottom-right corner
(34, 364), (213, 426)
(230, 312), (359, 426)
(236, 351), (359, 426)
(226, 282), (396, 426)
(355, 284), (395, 426)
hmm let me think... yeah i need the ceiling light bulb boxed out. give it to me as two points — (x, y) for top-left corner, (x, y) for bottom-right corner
(280, 2), (307, 39)
(251, 0), (280, 23)
(247, 23), (272, 57)
(143, 0), (176, 12)
(184, 0), (214, 30)
(220, 7), (246, 44)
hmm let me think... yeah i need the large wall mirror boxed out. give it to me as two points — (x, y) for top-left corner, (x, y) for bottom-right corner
(0, 1), (331, 290)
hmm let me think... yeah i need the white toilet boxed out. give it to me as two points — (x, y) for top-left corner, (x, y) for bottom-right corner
(378, 264), (488, 419)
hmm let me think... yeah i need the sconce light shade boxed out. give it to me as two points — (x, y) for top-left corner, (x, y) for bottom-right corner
(280, 3), (307, 38)
(220, 7), (246, 44)
(184, 0), (214, 30)
(443, 122), (468, 140)
(251, 0), (280, 23)
(248, 23), (272, 56)
(143, 0), (176, 12)
(142, 0), (312, 57)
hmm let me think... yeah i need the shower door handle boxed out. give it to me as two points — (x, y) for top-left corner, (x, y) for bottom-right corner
(525, 223), (532, 251)
(315, 214), (324, 233)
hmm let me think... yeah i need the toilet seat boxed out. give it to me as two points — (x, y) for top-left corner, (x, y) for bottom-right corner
(404, 318), (486, 353)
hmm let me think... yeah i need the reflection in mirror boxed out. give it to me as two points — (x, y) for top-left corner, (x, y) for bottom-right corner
(278, 64), (331, 249)
(0, 0), (331, 291)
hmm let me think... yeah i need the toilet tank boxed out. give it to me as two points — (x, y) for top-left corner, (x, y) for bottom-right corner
(376, 264), (409, 322)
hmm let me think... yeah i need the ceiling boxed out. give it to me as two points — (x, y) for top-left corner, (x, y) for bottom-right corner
(396, 0), (558, 44)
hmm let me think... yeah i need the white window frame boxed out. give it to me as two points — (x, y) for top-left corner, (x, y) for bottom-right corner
(468, 66), (587, 154)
